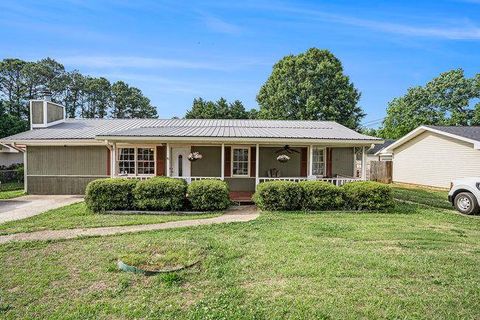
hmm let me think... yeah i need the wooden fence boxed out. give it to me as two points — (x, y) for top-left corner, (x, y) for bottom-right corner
(369, 161), (392, 184)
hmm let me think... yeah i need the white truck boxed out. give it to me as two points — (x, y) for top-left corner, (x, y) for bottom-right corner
(448, 177), (480, 215)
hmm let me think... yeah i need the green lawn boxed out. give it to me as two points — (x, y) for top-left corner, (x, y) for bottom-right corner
(0, 182), (25, 200)
(0, 199), (479, 319)
(391, 183), (451, 209)
(0, 202), (221, 235)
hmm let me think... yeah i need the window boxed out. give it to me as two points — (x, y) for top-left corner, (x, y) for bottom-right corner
(178, 155), (183, 177)
(312, 147), (325, 176)
(118, 148), (135, 175)
(232, 147), (249, 176)
(118, 147), (155, 176)
(137, 148), (155, 175)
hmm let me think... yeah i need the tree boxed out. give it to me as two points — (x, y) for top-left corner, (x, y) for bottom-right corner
(256, 48), (364, 129)
(185, 97), (254, 119)
(63, 71), (86, 118)
(126, 87), (158, 118)
(111, 81), (130, 118)
(82, 77), (111, 118)
(0, 101), (28, 138)
(229, 100), (250, 119)
(0, 59), (27, 118)
(379, 69), (480, 139)
(111, 81), (157, 118)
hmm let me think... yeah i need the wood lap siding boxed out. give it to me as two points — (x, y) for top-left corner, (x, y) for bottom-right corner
(300, 147), (307, 177)
(224, 146), (231, 177)
(156, 146), (166, 176)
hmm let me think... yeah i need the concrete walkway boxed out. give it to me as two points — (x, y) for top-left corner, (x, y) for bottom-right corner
(0, 195), (84, 224)
(0, 205), (259, 244)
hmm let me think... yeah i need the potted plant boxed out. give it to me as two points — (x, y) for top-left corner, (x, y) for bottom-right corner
(276, 154), (290, 163)
(188, 152), (203, 162)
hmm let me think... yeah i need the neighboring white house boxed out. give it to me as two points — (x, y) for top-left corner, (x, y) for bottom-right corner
(381, 126), (480, 188)
(0, 143), (23, 167)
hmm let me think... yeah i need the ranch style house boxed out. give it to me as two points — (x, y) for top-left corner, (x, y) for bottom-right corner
(0, 96), (383, 201)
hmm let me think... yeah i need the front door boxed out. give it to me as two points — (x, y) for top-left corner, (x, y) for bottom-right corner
(171, 147), (191, 177)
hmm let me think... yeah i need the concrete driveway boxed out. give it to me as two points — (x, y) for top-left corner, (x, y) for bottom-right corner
(0, 195), (83, 224)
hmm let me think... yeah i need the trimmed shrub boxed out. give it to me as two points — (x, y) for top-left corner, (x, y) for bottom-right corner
(187, 179), (230, 211)
(253, 181), (302, 211)
(299, 181), (344, 211)
(85, 178), (138, 212)
(342, 181), (394, 211)
(133, 177), (187, 211)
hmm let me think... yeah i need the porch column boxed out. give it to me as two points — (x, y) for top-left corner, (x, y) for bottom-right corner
(361, 146), (366, 180)
(221, 143), (225, 180)
(111, 142), (116, 178)
(255, 143), (260, 188)
(166, 143), (171, 177)
(309, 145), (314, 177)
(23, 146), (27, 193)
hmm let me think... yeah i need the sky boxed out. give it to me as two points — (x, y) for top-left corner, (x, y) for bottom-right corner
(0, 0), (479, 127)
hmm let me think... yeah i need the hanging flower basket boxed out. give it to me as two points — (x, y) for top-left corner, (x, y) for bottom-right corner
(188, 152), (203, 162)
(276, 154), (290, 163)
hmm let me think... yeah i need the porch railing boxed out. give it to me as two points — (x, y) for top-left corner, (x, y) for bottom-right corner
(259, 176), (362, 186)
(117, 175), (362, 187)
(118, 175), (221, 183)
(171, 176), (221, 184)
(258, 177), (308, 183)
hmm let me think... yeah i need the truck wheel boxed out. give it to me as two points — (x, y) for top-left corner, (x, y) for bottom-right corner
(454, 192), (479, 215)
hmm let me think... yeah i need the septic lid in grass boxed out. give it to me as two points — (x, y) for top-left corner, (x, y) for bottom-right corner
(117, 240), (203, 275)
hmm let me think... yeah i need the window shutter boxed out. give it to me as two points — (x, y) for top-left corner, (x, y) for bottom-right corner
(156, 146), (166, 176)
(224, 146), (231, 177)
(107, 148), (111, 176)
(300, 147), (307, 177)
(250, 146), (256, 177)
(326, 147), (333, 177)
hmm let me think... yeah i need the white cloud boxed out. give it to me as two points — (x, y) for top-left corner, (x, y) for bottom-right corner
(60, 55), (224, 70)
(59, 55), (269, 72)
(239, 2), (480, 40)
(202, 15), (242, 34)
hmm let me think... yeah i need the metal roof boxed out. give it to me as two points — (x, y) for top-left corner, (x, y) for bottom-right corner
(1, 118), (381, 142)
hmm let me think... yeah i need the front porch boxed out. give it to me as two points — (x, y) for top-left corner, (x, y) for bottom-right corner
(109, 143), (367, 201)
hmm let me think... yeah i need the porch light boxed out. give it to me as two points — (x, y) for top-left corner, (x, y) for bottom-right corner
(276, 154), (290, 163)
(188, 152), (203, 162)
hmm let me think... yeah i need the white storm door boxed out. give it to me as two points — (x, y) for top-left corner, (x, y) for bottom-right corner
(171, 147), (191, 177)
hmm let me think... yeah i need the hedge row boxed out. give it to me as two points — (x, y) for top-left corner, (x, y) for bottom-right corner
(85, 177), (230, 213)
(253, 180), (394, 211)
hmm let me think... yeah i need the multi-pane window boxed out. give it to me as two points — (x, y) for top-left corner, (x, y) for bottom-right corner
(118, 148), (135, 175)
(137, 148), (155, 175)
(312, 147), (325, 176)
(232, 147), (249, 176)
(118, 147), (155, 176)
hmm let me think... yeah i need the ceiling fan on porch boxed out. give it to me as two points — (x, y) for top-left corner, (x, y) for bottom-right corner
(275, 145), (300, 154)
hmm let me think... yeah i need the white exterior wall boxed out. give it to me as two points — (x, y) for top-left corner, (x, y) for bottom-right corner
(392, 131), (480, 188)
(0, 152), (23, 167)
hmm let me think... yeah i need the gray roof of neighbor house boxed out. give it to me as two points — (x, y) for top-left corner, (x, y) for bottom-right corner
(367, 139), (396, 154)
(0, 118), (381, 142)
(425, 126), (480, 142)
